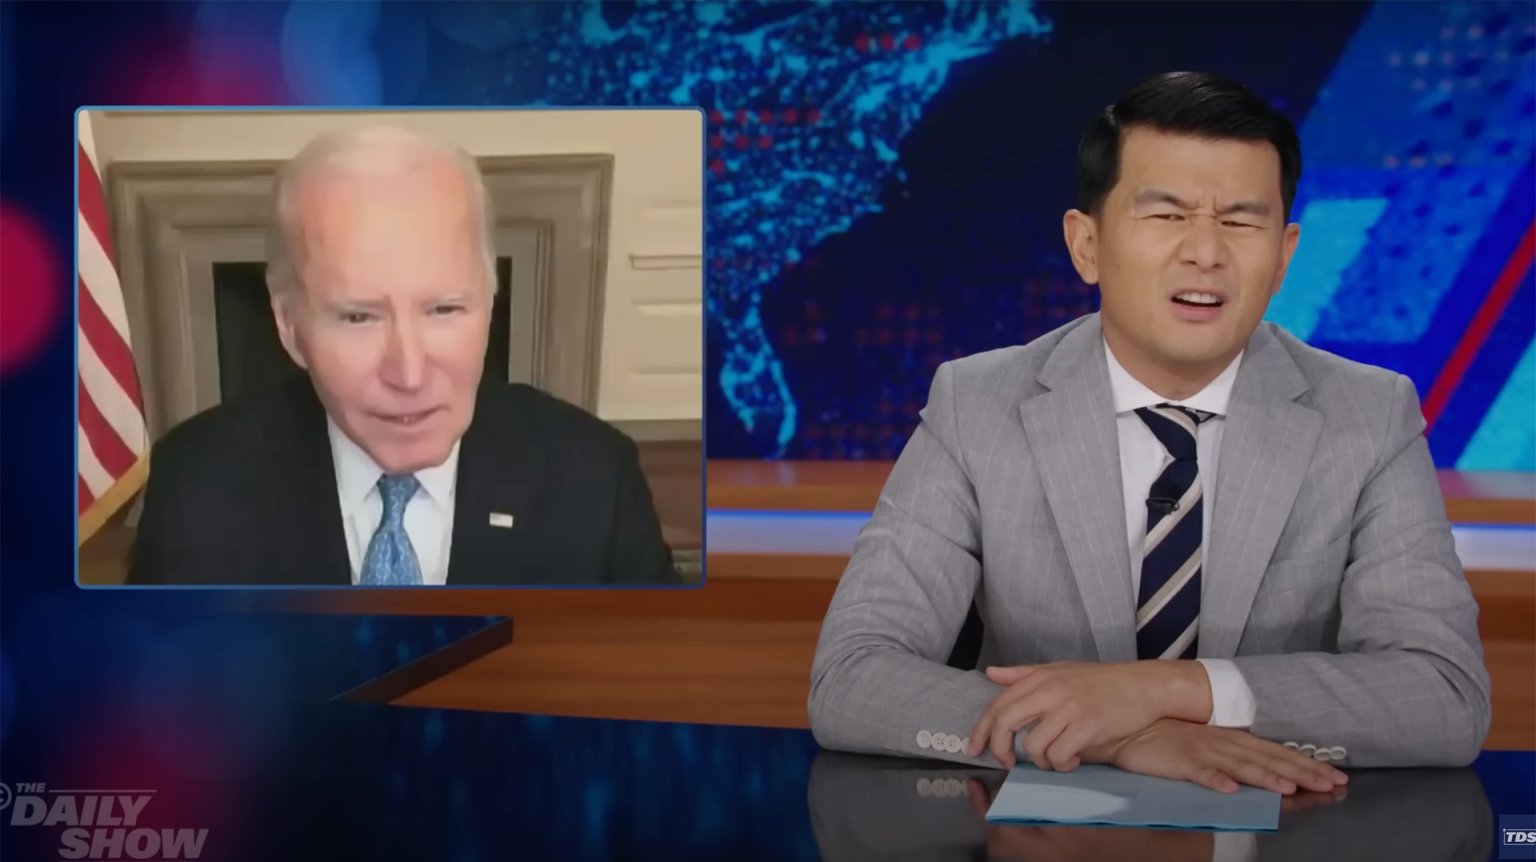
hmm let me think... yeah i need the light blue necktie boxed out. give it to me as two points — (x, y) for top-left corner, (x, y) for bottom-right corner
(359, 474), (423, 586)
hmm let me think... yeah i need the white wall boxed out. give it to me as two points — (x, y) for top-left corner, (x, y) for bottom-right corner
(88, 108), (704, 422)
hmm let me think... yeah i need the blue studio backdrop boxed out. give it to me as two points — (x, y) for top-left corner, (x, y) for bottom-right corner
(1, 3), (1532, 861)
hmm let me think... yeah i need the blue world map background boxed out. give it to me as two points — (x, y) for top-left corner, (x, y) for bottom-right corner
(133, 1), (1536, 468)
(0, 3), (1533, 860)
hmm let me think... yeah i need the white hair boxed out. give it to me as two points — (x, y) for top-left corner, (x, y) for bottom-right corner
(265, 125), (496, 299)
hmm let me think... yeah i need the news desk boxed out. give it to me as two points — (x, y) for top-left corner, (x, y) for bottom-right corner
(272, 579), (1536, 860)
(260, 462), (1534, 858)
(320, 713), (1529, 860)
(149, 699), (1536, 860)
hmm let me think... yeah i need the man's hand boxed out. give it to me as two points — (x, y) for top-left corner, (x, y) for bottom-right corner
(966, 660), (1213, 770)
(1085, 718), (1349, 795)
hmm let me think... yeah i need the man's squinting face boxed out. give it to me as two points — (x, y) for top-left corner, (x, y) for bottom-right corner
(1066, 127), (1300, 379)
(272, 159), (492, 474)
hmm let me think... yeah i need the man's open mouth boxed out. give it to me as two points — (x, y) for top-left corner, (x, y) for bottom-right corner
(378, 409), (438, 426)
(1171, 291), (1224, 307)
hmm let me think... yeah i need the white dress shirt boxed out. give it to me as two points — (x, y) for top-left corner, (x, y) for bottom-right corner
(328, 419), (458, 586)
(1104, 343), (1257, 728)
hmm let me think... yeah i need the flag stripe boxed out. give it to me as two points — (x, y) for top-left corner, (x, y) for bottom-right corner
(78, 144), (116, 262)
(78, 214), (134, 345)
(78, 424), (116, 499)
(76, 110), (150, 544)
(78, 274), (143, 405)
(78, 374), (138, 480)
(79, 112), (101, 175)
(79, 474), (97, 514)
(79, 328), (146, 456)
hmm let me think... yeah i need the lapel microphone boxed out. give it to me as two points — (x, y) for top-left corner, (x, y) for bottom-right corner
(1146, 497), (1181, 515)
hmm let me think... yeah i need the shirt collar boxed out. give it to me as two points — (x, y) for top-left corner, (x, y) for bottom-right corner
(327, 418), (460, 511)
(1104, 339), (1243, 418)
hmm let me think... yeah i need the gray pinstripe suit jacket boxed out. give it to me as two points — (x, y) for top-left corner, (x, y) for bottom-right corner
(809, 313), (1490, 769)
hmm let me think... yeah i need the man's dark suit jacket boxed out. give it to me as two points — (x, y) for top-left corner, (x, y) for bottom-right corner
(128, 378), (680, 586)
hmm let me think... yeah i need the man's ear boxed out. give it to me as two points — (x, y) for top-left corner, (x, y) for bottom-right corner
(1271, 221), (1302, 297)
(270, 290), (309, 370)
(1063, 209), (1100, 285)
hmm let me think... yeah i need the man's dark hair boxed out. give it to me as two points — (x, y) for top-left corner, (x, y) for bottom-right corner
(1076, 71), (1302, 220)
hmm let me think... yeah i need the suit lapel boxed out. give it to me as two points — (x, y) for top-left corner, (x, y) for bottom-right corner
(1018, 317), (1138, 662)
(447, 387), (539, 584)
(1202, 325), (1321, 658)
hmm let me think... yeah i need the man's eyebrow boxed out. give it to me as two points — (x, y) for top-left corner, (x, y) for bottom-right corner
(1132, 189), (1194, 209)
(1132, 189), (1272, 218)
(1215, 199), (1271, 218)
(322, 297), (388, 312)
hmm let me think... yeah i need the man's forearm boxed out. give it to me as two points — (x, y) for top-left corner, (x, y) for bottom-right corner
(810, 644), (1009, 767)
(1147, 659), (1216, 724)
(1229, 649), (1490, 766)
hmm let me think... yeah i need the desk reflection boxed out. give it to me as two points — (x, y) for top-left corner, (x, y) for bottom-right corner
(808, 753), (1491, 862)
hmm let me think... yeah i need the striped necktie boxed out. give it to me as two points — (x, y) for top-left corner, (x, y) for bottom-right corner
(359, 474), (423, 586)
(1134, 404), (1213, 660)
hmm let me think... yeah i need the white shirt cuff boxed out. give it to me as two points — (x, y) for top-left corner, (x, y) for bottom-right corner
(1196, 658), (1257, 728)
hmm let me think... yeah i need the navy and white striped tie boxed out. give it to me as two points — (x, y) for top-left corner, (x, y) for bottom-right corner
(1134, 404), (1212, 660)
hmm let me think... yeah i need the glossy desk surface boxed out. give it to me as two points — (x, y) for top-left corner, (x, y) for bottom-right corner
(69, 704), (1536, 861)
(807, 751), (1529, 862)
(314, 708), (1531, 861)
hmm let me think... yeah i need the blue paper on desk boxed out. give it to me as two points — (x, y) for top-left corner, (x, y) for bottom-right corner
(985, 764), (1280, 831)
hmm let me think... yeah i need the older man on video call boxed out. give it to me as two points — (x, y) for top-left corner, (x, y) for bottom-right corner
(810, 72), (1490, 794)
(130, 126), (678, 586)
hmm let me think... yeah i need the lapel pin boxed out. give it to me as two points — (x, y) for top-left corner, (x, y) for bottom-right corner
(488, 512), (515, 529)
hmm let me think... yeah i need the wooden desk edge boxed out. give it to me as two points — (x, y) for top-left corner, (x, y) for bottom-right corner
(708, 462), (1536, 524)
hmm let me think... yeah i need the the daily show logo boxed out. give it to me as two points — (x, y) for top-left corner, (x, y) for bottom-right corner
(1504, 815), (1536, 860)
(0, 782), (208, 860)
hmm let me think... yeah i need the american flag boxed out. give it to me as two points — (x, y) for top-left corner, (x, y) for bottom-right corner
(77, 110), (148, 544)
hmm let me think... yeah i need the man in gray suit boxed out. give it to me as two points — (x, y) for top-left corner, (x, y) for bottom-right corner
(809, 72), (1491, 795)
